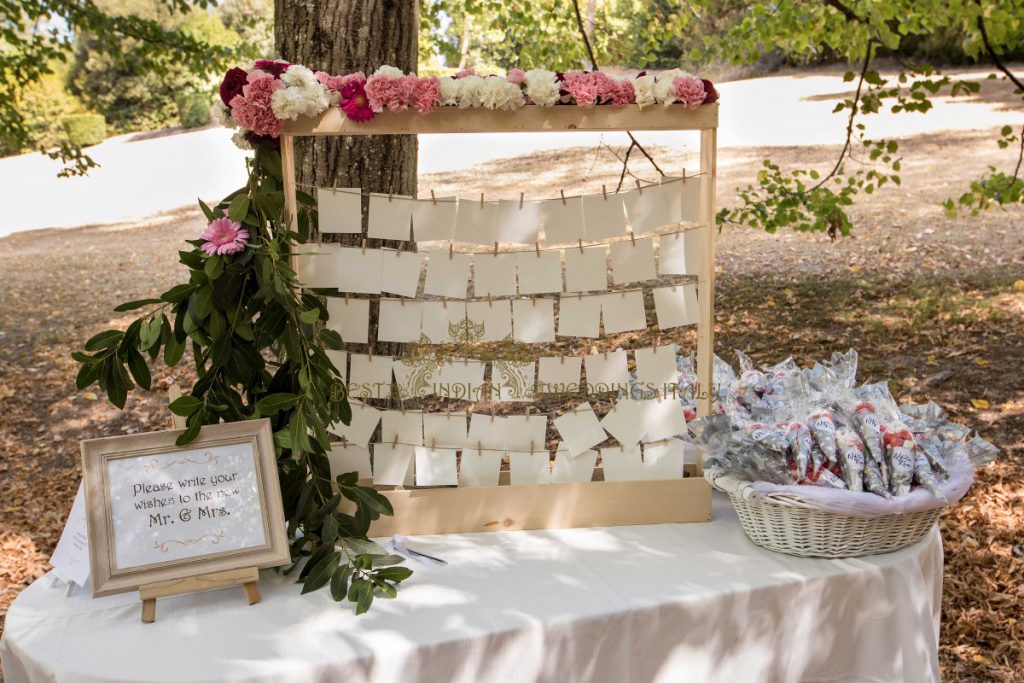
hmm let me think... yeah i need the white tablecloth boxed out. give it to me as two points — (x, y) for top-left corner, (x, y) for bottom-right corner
(1, 495), (942, 683)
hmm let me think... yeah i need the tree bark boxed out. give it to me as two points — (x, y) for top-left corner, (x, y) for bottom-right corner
(275, 0), (418, 361)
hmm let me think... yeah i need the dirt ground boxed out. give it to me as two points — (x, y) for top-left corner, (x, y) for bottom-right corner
(1, 119), (1022, 680)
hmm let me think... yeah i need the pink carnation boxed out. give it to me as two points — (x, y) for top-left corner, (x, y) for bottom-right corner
(562, 70), (599, 107)
(673, 76), (706, 108)
(608, 79), (635, 106)
(507, 68), (526, 85)
(315, 70), (366, 93)
(453, 68), (476, 79)
(201, 218), (249, 256)
(412, 76), (441, 114)
(365, 73), (415, 113)
(229, 71), (285, 137)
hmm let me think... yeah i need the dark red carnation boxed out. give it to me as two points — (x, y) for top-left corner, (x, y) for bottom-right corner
(219, 67), (248, 107)
(702, 79), (719, 104)
(254, 60), (291, 78)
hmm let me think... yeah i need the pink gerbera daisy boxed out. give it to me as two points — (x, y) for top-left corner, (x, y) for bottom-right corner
(201, 218), (250, 256)
(339, 80), (374, 122)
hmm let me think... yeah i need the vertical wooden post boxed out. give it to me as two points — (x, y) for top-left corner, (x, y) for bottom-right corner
(280, 133), (300, 272)
(695, 127), (718, 431)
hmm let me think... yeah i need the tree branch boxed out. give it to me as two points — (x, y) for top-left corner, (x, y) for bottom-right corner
(821, 0), (862, 23)
(570, 0), (665, 178)
(975, 3), (1024, 93)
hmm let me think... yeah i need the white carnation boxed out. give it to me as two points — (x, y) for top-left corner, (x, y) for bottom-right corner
(478, 76), (525, 110)
(271, 78), (330, 120)
(231, 130), (252, 150)
(439, 77), (460, 106)
(653, 68), (690, 107)
(524, 69), (559, 106)
(210, 101), (236, 128)
(632, 74), (656, 108)
(456, 75), (484, 108)
(373, 65), (405, 79)
(280, 64), (317, 89)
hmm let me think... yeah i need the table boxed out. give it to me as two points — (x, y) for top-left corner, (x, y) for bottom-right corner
(1, 495), (942, 683)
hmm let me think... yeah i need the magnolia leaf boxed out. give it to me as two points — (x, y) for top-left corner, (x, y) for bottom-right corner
(169, 395), (202, 416)
(256, 392), (300, 415)
(228, 194), (250, 222)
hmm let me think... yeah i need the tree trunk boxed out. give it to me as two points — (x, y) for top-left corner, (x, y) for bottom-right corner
(275, 0), (418, 361)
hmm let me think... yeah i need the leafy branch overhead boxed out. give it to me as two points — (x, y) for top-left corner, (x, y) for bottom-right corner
(73, 142), (411, 613)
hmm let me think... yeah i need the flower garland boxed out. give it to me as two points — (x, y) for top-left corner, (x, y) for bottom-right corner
(213, 61), (719, 147)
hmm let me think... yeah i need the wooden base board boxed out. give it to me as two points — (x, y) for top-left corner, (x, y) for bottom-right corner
(138, 566), (260, 623)
(360, 477), (711, 537)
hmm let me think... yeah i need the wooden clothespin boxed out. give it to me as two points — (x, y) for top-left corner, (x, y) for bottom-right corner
(535, 241), (540, 256)
(490, 404), (497, 419)
(477, 440), (483, 453)
(392, 433), (399, 447)
(361, 238), (367, 255)
(682, 168), (687, 183)
(493, 241), (499, 256)
(480, 192), (484, 208)
(635, 179), (643, 194)
(601, 184), (607, 200)
(630, 230), (636, 246)
(560, 190), (566, 206)
(430, 189), (437, 205)
(388, 187), (393, 202)
(487, 294), (493, 307)
(449, 243), (454, 260)
(431, 438), (437, 450)
(519, 192), (525, 209)
(578, 239), (584, 254)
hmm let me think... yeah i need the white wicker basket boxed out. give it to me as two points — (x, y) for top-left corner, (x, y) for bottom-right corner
(709, 472), (943, 558)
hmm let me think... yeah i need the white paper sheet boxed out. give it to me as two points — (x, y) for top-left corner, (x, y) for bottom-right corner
(392, 359), (432, 400)
(496, 200), (541, 244)
(582, 193), (627, 240)
(512, 297), (555, 343)
(466, 413), (509, 451)
(516, 251), (563, 294)
(325, 297), (370, 344)
(411, 196), (457, 242)
(642, 440), (686, 480)
(491, 361), (537, 402)
(564, 244), (608, 292)
(584, 350), (630, 394)
(553, 402), (607, 456)
(367, 193), (413, 241)
(454, 199), (500, 245)
(414, 447), (458, 486)
(328, 401), (382, 447)
(337, 247), (383, 294)
(327, 443), (373, 479)
(371, 443), (414, 486)
(420, 301), (467, 344)
(348, 354), (394, 400)
(537, 355), (583, 395)
(635, 344), (679, 390)
(380, 411), (424, 448)
(48, 484), (90, 587)
(422, 412), (468, 449)
(423, 252), (472, 299)
(557, 294), (601, 337)
(473, 253), (517, 297)
(622, 182), (677, 234)
(294, 243), (342, 288)
(317, 187), (362, 234)
(657, 232), (699, 277)
(434, 359), (486, 401)
(457, 448), (502, 487)
(609, 237), (657, 285)
(380, 249), (422, 298)
(600, 444), (646, 481)
(677, 175), (703, 223)
(653, 284), (699, 329)
(551, 448), (597, 483)
(466, 299), (513, 341)
(504, 414), (548, 452)
(377, 299), (422, 343)
(540, 196), (584, 246)
(509, 451), (551, 485)
(600, 399), (649, 446)
(325, 350), (348, 385)
(642, 397), (689, 442)
(599, 290), (647, 334)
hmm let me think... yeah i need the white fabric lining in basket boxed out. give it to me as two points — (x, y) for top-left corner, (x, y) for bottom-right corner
(706, 464), (973, 558)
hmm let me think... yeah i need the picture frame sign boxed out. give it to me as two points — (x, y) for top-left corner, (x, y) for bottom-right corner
(81, 419), (289, 597)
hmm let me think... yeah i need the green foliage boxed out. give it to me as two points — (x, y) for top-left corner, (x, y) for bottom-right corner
(73, 144), (412, 611)
(176, 92), (212, 128)
(0, 61), (81, 155)
(63, 113), (108, 147)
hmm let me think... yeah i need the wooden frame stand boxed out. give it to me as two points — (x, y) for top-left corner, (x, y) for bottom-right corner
(139, 567), (260, 623)
(281, 104), (720, 535)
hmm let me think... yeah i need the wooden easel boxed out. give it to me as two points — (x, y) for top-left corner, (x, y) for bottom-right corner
(136, 388), (263, 623)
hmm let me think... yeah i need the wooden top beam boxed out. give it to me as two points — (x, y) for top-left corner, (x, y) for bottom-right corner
(282, 102), (718, 136)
